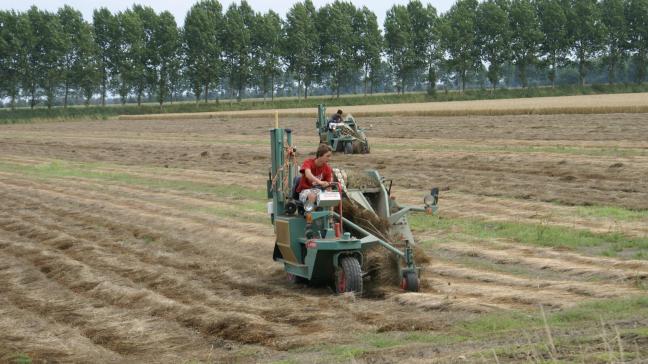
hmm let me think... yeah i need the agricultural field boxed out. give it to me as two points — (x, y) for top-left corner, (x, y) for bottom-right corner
(0, 112), (647, 363)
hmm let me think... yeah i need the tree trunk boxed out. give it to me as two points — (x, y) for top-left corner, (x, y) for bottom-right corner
(364, 66), (368, 96)
(336, 73), (340, 99)
(101, 71), (107, 106)
(518, 63), (528, 88)
(578, 48), (586, 87)
(30, 87), (36, 109)
(271, 73), (275, 101)
(64, 80), (69, 108)
(461, 70), (466, 94)
(550, 55), (556, 89)
(204, 83), (209, 103)
(608, 52), (615, 85)
(637, 50), (646, 85)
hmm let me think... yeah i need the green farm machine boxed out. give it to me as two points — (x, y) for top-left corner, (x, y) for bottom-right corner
(317, 104), (370, 154)
(267, 127), (438, 294)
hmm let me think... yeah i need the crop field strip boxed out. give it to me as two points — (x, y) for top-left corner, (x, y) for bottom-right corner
(1, 112), (647, 362)
(117, 92), (648, 120)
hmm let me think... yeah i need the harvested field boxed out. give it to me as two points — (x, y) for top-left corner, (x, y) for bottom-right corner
(1, 112), (647, 363)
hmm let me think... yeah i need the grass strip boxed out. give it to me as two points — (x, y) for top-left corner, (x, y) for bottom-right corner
(372, 142), (648, 158)
(4, 83), (648, 124)
(410, 214), (648, 259)
(283, 296), (647, 363)
(575, 205), (648, 221)
(0, 160), (265, 201)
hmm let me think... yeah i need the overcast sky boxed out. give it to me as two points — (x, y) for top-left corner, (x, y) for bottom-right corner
(4, 1), (455, 27)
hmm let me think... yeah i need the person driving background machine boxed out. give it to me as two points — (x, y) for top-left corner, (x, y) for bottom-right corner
(327, 109), (344, 130)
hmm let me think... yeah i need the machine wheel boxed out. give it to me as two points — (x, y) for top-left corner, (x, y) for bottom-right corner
(352, 140), (362, 154)
(335, 256), (363, 294)
(344, 141), (353, 154)
(401, 272), (420, 292)
(335, 141), (345, 152)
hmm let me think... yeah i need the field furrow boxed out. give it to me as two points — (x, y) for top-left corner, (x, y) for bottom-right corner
(1, 112), (647, 363)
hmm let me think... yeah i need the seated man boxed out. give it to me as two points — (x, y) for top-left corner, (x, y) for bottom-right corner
(296, 144), (333, 206)
(327, 109), (344, 130)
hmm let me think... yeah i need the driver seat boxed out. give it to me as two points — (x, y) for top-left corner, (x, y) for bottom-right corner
(292, 175), (302, 200)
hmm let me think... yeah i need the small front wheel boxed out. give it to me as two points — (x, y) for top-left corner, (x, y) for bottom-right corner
(344, 141), (353, 154)
(401, 271), (420, 292)
(335, 256), (362, 294)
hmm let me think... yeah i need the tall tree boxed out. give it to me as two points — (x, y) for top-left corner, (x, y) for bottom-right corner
(352, 7), (383, 95)
(407, 1), (438, 93)
(93, 8), (118, 106)
(129, 5), (159, 106)
(222, 0), (255, 101)
(77, 27), (100, 106)
(252, 10), (282, 100)
(184, 0), (223, 103)
(283, 0), (319, 100)
(625, 0), (648, 83)
(600, 0), (627, 84)
(154, 11), (180, 107)
(476, 0), (511, 90)
(384, 4), (413, 93)
(317, 1), (358, 98)
(537, 0), (569, 87)
(509, 0), (542, 88)
(0, 11), (27, 109)
(438, 0), (480, 93)
(114, 10), (140, 104)
(58, 6), (89, 107)
(565, 0), (605, 86)
(28, 7), (66, 109)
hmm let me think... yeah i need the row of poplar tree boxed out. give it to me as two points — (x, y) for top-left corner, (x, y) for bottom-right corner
(1, 0), (647, 109)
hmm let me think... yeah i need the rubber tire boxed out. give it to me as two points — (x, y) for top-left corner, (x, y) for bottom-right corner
(344, 141), (353, 154)
(401, 272), (420, 292)
(335, 256), (363, 294)
(335, 141), (345, 152)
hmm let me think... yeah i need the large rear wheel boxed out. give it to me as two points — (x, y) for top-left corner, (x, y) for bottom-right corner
(335, 256), (362, 294)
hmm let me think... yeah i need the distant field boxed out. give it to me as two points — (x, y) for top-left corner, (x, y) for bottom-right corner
(120, 92), (648, 120)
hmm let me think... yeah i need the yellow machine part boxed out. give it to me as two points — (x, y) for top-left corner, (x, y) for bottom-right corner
(276, 220), (298, 263)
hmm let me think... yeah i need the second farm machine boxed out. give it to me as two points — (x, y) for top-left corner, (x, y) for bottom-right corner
(316, 104), (370, 154)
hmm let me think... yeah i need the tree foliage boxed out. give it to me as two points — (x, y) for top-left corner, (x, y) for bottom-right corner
(284, 0), (319, 99)
(0, 0), (646, 108)
(439, 0), (480, 92)
(476, 0), (510, 90)
(184, 0), (222, 103)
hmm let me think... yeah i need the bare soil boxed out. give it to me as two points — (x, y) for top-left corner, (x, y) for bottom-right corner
(0, 113), (647, 363)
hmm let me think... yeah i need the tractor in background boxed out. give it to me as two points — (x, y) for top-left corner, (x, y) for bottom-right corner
(316, 104), (370, 154)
